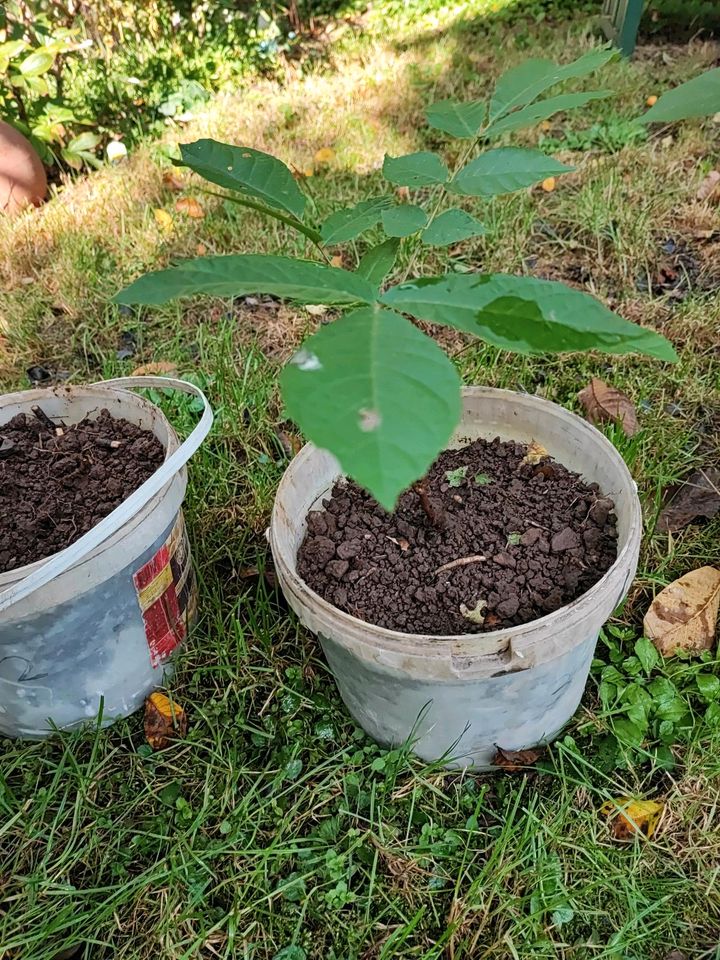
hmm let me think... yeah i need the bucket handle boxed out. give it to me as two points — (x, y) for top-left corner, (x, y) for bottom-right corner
(0, 376), (213, 614)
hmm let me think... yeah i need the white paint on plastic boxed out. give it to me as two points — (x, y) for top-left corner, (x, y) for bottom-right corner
(270, 386), (642, 769)
(0, 377), (212, 739)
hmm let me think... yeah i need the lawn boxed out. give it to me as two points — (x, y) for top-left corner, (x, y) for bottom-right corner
(1, 1), (720, 958)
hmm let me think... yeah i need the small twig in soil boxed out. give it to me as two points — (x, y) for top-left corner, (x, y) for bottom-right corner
(31, 405), (62, 432)
(434, 554), (487, 576)
(94, 438), (124, 450)
(415, 481), (447, 529)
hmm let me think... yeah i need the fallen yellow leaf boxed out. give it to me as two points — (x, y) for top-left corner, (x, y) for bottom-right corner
(523, 440), (550, 465)
(314, 146), (336, 165)
(541, 177), (556, 193)
(130, 361), (178, 377)
(644, 566), (720, 656)
(175, 197), (205, 219)
(600, 796), (664, 840)
(144, 692), (187, 750)
(153, 208), (174, 233)
(646, 95), (658, 107)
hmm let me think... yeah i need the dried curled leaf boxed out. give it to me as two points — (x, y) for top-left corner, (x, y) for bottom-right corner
(492, 746), (543, 771)
(644, 566), (720, 656)
(162, 170), (185, 192)
(600, 796), (664, 840)
(144, 692), (187, 750)
(657, 467), (720, 532)
(523, 440), (550, 465)
(460, 599), (487, 624)
(175, 196), (205, 218)
(577, 378), (638, 437)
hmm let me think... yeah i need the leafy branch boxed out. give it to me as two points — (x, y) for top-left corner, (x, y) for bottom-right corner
(114, 48), (720, 511)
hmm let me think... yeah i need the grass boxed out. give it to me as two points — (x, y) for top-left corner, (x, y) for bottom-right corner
(1, 1), (720, 957)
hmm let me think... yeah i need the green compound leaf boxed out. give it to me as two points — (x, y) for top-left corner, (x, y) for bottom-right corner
(320, 197), (393, 245)
(115, 254), (377, 306)
(356, 238), (400, 287)
(484, 90), (612, 137)
(382, 151), (449, 187)
(489, 48), (616, 121)
(179, 139), (306, 219)
(280, 306), (462, 510)
(425, 99), (486, 138)
(381, 204), (428, 237)
(381, 273), (678, 361)
(422, 209), (486, 246)
(450, 148), (573, 198)
(639, 67), (720, 123)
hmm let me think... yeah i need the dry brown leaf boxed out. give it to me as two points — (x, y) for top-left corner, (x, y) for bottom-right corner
(459, 599), (486, 624)
(275, 429), (302, 458)
(657, 467), (720, 532)
(644, 566), (720, 656)
(162, 170), (185, 192)
(144, 692), (187, 750)
(696, 170), (720, 202)
(130, 361), (178, 377)
(175, 197), (205, 218)
(577, 378), (639, 437)
(492, 746), (543, 771)
(600, 796), (664, 840)
(153, 208), (174, 233)
(523, 440), (550, 464)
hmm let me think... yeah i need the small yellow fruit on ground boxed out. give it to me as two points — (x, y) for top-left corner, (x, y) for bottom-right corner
(646, 95), (658, 107)
(541, 177), (556, 192)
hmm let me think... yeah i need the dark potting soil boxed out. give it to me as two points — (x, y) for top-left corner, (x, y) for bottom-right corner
(298, 437), (619, 635)
(0, 408), (164, 573)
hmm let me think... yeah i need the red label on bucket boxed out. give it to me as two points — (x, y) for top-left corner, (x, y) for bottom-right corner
(134, 515), (195, 668)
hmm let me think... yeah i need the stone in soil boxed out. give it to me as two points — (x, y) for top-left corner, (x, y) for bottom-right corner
(297, 436), (619, 635)
(0, 408), (164, 573)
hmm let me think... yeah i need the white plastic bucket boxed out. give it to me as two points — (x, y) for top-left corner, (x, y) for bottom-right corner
(270, 386), (642, 769)
(0, 376), (213, 739)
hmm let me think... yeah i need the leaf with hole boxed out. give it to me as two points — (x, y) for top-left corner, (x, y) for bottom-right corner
(484, 90), (612, 137)
(280, 306), (461, 510)
(422, 209), (486, 246)
(640, 67), (720, 123)
(178, 139), (306, 219)
(489, 48), (616, 121)
(381, 274), (678, 360)
(382, 151), (449, 187)
(450, 148), (573, 198)
(381, 204), (428, 237)
(356, 238), (399, 287)
(115, 254), (376, 306)
(320, 197), (392, 245)
(425, 99), (486, 138)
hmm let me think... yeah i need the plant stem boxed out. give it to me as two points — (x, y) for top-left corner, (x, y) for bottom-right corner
(415, 481), (446, 529)
(199, 188), (330, 261)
